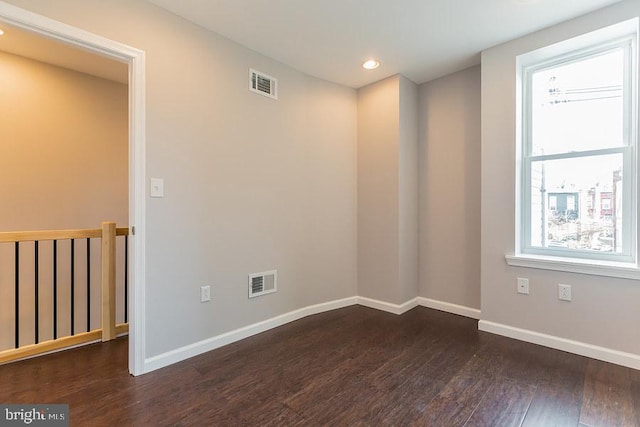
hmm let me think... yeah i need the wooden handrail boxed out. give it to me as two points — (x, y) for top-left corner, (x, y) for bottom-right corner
(0, 221), (129, 363)
(101, 222), (117, 341)
(0, 226), (128, 243)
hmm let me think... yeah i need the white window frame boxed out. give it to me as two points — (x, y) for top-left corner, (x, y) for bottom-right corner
(508, 19), (640, 279)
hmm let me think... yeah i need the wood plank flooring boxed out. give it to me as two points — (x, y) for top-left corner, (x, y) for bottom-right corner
(1, 306), (639, 426)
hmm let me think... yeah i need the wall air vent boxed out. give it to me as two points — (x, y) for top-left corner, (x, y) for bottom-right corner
(249, 68), (278, 100)
(248, 270), (277, 298)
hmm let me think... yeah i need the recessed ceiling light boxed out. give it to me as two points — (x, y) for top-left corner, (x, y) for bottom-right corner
(362, 59), (380, 70)
(0, 29), (4, 36)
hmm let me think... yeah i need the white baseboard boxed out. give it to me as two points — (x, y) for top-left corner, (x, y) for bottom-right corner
(144, 295), (640, 374)
(143, 295), (481, 374)
(479, 320), (640, 370)
(356, 296), (419, 315)
(417, 297), (481, 320)
(143, 297), (357, 373)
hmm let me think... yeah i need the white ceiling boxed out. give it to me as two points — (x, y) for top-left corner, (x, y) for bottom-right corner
(0, 22), (128, 84)
(148, 0), (625, 88)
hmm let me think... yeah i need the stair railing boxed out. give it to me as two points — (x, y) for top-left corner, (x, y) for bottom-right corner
(0, 221), (129, 364)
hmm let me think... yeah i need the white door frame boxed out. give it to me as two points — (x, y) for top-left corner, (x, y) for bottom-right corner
(0, 2), (147, 375)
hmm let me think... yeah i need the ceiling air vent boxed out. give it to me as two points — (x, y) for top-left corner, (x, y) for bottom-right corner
(248, 270), (277, 298)
(249, 68), (278, 100)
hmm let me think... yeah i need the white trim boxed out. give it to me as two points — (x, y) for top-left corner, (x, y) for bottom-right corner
(144, 295), (483, 373)
(417, 297), (481, 320)
(356, 295), (481, 318)
(516, 19), (639, 265)
(505, 254), (640, 280)
(129, 51), (147, 377)
(144, 297), (357, 373)
(0, 1), (147, 376)
(478, 320), (640, 370)
(356, 296), (419, 315)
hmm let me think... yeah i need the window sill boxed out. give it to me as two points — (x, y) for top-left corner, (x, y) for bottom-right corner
(505, 254), (640, 280)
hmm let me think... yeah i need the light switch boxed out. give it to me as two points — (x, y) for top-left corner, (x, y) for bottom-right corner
(150, 178), (164, 198)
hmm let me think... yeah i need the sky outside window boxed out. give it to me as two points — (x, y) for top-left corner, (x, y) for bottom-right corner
(531, 48), (624, 157)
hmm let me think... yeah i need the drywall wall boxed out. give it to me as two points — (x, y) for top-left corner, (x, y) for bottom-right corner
(0, 51), (128, 231)
(1, 0), (358, 359)
(358, 76), (401, 304)
(398, 76), (419, 304)
(418, 66), (481, 309)
(481, 0), (640, 355)
(357, 75), (418, 305)
(0, 51), (128, 349)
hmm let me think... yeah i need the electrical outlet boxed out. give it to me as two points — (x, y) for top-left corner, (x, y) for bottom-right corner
(200, 285), (211, 303)
(517, 277), (529, 295)
(558, 284), (571, 301)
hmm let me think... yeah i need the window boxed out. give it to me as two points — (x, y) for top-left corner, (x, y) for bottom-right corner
(518, 25), (637, 265)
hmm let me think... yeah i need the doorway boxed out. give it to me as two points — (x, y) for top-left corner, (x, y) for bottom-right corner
(0, 3), (146, 375)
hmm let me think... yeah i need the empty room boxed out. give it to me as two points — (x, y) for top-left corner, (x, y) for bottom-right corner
(0, 0), (639, 425)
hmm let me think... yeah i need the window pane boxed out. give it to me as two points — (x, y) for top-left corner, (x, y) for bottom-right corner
(531, 49), (624, 156)
(530, 154), (623, 253)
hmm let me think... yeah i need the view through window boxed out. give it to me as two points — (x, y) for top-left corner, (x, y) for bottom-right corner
(525, 44), (633, 258)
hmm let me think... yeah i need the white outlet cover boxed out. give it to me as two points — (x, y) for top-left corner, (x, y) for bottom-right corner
(517, 277), (529, 295)
(200, 285), (211, 302)
(558, 284), (572, 301)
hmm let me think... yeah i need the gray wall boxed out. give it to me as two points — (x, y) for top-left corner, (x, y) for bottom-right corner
(5, 0), (359, 358)
(357, 76), (401, 303)
(399, 76), (419, 304)
(481, 0), (640, 355)
(357, 75), (419, 305)
(418, 66), (481, 309)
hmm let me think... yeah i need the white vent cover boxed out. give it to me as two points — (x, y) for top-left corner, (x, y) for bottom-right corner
(249, 68), (278, 99)
(248, 270), (277, 298)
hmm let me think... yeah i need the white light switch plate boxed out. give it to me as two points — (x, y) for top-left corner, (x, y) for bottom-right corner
(150, 178), (164, 198)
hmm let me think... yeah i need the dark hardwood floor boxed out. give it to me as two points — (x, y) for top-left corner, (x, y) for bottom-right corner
(2, 306), (639, 426)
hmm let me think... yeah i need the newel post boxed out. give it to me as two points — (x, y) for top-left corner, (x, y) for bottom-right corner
(101, 221), (117, 341)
